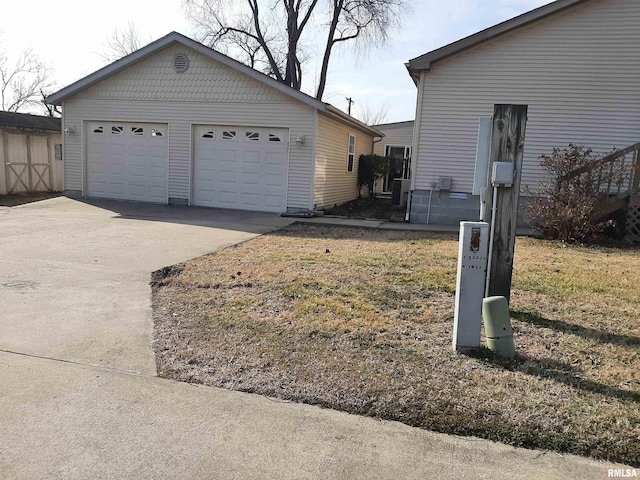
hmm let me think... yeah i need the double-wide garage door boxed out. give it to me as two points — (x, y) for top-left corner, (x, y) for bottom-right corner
(86, 122), (168, 203)
(85, 122), (289, 212)
(193, 125), (289, 213)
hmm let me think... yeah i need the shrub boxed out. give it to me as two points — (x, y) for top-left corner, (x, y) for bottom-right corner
(524, 144), (623, 242)
(358, 154), (388, 198)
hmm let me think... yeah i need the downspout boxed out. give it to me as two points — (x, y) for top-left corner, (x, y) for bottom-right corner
(405, 69), (425, 223)
(371, 136), (383, 154)
(371, 136), (383, 197)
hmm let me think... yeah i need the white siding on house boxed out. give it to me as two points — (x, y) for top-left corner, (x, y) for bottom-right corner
(62, 44), (316, 210)
(414, 0), (640, 194)
(314, 113), (374, 208)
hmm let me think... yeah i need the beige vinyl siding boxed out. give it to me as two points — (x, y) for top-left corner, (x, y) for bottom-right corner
(314, 113), (374, 208)
(62, 44), (316, 210)
(414, 0), (640, 194)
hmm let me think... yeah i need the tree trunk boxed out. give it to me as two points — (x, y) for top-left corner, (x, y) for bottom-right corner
(316, 0), (342, 100)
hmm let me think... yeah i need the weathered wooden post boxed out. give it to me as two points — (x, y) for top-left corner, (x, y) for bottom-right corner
(480, 104), (528, 301)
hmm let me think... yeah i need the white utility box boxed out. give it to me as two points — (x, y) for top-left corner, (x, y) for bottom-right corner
(491, 162), (514, 187)
(453, 221), (490, 352)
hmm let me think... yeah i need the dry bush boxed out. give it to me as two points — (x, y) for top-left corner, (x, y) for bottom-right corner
(525, 144), (624, 242)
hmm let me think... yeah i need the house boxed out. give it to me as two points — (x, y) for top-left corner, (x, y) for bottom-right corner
(406, 0), (640, 225)
(0, 111), (63, 195)
(372, 120), (414, 202)
(46, 32), (381, 214)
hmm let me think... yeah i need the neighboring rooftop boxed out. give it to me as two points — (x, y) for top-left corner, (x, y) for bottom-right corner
(373, 120), (414, 130)
(0, 111), (61, 133)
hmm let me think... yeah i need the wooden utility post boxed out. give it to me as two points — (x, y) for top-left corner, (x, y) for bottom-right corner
(346, 97), (355, 115)
(481, 104), (528, 302)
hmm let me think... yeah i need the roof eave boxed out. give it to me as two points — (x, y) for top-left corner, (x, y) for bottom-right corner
(324, 105), (384, 137)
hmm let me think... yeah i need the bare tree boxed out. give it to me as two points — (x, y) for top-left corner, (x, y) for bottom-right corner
(40, 89), (61, 117)
(0, 45), (54, 113)
(101, 22), (147, 62)
(355, 101), (388, 125)
(183, 0), (407, 100)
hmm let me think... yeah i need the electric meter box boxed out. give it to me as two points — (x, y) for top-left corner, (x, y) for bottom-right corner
(453, 221), (490, 352)
(491, 162), (514, 187)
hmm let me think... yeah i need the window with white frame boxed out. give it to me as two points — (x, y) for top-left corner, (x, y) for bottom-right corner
(347, 134), (356, 172)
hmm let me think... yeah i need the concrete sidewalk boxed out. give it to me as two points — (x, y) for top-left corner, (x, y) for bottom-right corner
(296, 214), (541, 236)
(0, 198), (623, 479)
(1, 352), (617, 480)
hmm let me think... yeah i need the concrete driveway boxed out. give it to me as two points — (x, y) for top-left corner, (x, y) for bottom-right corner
(0, 198), (622, 479)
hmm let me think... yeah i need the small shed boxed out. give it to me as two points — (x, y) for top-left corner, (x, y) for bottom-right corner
(0, 111), (63, 195)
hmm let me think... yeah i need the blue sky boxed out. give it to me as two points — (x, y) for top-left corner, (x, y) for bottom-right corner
(2, 0), (552, 121)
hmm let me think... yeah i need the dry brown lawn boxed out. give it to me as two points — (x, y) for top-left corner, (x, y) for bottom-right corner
(152, 223), (640, 466)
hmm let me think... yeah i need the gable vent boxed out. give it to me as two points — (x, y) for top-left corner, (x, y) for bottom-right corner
(173, 53), (189, 73)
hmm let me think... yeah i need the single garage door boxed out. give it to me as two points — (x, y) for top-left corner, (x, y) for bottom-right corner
(193, 125), (288, 213)
(86, 121), (168, 203)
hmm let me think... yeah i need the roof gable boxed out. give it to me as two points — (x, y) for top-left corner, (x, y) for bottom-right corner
(406, 0), (592, 76)
(47, 32), (381, 137)
(70, 43), (295, 105)
(47, 32), (326, 110)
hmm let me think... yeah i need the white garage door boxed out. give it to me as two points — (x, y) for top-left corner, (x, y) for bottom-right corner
(193, 125), (289, 213)
(86, 122), (168, 203)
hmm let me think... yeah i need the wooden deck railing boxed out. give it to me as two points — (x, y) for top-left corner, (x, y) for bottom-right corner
(559, 142), (640, 198)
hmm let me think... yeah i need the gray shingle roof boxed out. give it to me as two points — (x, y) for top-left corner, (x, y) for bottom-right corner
(0, 111), (61, 133)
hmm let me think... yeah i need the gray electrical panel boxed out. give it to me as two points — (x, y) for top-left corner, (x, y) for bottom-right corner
(439, 176), (453, 191)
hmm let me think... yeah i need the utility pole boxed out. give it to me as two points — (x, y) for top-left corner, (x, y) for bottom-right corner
(481, 104), (528, 302)
(346, 97), (355, 115)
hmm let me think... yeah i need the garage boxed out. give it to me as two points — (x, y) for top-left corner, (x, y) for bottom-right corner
(193, 125), (289, 213)
(86, 121), (168, 203)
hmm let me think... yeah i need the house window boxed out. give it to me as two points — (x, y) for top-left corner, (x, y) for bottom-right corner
(347, 134), (356, 172)
(268, 133), (282, 142)
(245, 131), (260, 141)
(131, 127), (144, 136)
(202, 131), (214, 139)
(151, 128), (164, 137)
(92, 126), (104, 134)
(111, 126), (124, 135)
(222, 130), (237, 141)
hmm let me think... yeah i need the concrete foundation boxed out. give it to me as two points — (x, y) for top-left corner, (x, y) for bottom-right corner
(410, 190), (533, 227)
(410, 190), (480, 225)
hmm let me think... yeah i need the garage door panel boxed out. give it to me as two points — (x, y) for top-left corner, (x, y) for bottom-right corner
(243, 151), (260, 164)
(86, 122), (168, 204)
(241, 193), (259, 206)
(193, 125), (288, 213)
(242, 173), (259, 185)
